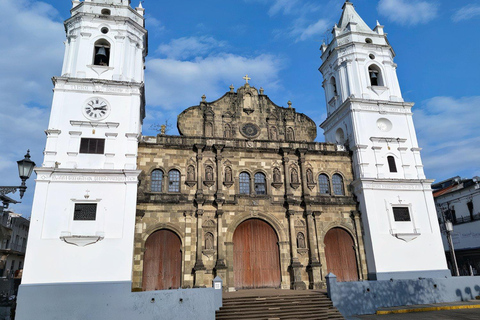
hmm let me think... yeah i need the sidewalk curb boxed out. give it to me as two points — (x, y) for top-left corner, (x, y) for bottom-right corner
(377, 304), (480, 315)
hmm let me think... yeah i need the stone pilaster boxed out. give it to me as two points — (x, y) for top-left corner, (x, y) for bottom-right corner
(194, 209), (206, 287)
(351, 210), (367, 280)
(214, 209), (227, 285)
(297, 149), (310, 196)
(306, 211), (322, 289)
(288, 210), (306, 290)
(194, 144), (205, 199)
(281, 148), (292, 197)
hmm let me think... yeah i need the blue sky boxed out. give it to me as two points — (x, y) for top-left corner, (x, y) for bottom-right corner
(1, 0), (479, 216)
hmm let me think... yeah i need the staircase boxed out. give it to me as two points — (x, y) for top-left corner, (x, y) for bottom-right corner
(216, 289), (344, 320)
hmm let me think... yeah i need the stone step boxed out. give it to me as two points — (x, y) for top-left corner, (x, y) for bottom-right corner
(216, 290), (343, 320)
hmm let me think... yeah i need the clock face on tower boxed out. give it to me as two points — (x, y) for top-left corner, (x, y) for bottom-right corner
(83, 98), (110, 120)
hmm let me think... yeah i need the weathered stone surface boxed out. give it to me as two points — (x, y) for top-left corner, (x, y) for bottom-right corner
(134, 85), (368, 290)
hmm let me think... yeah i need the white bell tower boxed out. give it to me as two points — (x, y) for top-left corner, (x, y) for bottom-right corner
(21, 0), (147, 287)
(320, 1), (449, 280)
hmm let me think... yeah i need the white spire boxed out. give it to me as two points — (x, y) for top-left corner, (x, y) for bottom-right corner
(337, 1), (373, 34)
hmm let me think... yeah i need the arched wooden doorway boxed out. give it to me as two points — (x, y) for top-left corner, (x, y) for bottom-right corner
(324, 227), (359, 282)
(233, 219), (281, 289)
(142, 229), (181, 291)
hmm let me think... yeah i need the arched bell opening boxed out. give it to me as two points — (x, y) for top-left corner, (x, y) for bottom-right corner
(93, 39), (111, 66)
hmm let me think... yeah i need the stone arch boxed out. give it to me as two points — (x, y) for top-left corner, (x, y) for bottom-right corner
(143, 223), (184, 245)
(226, 212), (287, 244)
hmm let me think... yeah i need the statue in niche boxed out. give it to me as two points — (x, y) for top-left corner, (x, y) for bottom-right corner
(225, 166), (233, 183)
(306, 169), (314, 184)
(269, 126), (278, 140)
(187, 165), (195, 181)
(205, 165), (214, 181)
(291, 167), (299, 184)
(273, 167), (281, 183)
(286, 127), (294, 141)
(297, 232), (306, 249)
(224, 123), (232, 138)
(205, 122), (213, 137)
(205, 232), (214, 250)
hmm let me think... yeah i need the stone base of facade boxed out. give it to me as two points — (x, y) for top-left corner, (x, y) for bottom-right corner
(16, 281), (221, 320)
(326, 273), (480, 317)
(368, 269), (451, 281)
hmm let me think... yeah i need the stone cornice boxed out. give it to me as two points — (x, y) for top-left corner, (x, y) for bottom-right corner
(35, 168), (141, 183)
(141, 135), (350, 156)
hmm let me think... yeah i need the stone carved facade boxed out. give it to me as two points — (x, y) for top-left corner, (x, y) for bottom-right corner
(134, 84), (368, 291)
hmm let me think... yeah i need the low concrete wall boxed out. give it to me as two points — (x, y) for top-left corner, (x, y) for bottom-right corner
(326, 273), (480, 316)
(15, 281), (222, 320)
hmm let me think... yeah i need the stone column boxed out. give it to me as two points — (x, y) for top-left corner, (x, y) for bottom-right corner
(214, 145), (224, 200)
(351, 210), (366, 280)
(183, 210), (194, 288)
(215, 209), (227, 284)
(288, 210), (305, 290)
(194, 209), (206, 287)
(281, 148), (292, 196)
(297, 149), (310, 196)
(306, 211), (322, 289)
(194, 144), (205, 198)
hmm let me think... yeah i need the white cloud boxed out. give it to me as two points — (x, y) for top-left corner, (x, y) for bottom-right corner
(156, 36), (227, 60)
(295, 19), (330, 42)
(245, 0), (327, 42)
(378, 0), (438, 26)
(0, 0), (64, 216)
(268, 0), (301, 16)
(146, 53), (284, 110)
(414, 96), (480, 181)
(144, 52), (285, 134)
(452, 4), (480, 22)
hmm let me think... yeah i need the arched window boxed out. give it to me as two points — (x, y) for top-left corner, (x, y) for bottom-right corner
(368, 65), (383, 86)
(330, 77), (338, 97)
(151, 169), (163, 192)
(93, 39), (111, 66)
(254, 172), (266, 195)
(332, 174), (345, 196)
(387, 156), (397, 173)
(318, 174), (330, 194)
(239, 172), (250, 195)
(168, 169), (180, 192)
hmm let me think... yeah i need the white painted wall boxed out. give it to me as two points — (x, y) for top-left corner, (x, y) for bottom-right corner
(320, 3), (448, 278)
(22, 0), (147, 285)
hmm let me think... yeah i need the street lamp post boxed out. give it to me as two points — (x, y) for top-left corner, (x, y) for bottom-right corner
(445, 219), (460, 277)
(0, 150), (36, 210)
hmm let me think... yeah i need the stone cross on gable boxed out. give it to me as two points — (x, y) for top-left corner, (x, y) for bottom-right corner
(243, 75), (251, 84)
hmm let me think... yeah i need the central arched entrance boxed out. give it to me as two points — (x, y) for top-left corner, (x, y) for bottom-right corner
(142, 229), (182, 291)
(233, 219), (281, 289)
(324, 227), (359, 282)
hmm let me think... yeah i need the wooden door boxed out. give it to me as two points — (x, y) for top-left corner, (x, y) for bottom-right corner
(324, 228), (359, 282)
(142, 230), (181, 291)
(233, 219), (281, 289)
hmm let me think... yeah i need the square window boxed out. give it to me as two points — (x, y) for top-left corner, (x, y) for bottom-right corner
(74, 204), (97, 221)
(393, 207), (411, 222)
(80, 138), (105, 154)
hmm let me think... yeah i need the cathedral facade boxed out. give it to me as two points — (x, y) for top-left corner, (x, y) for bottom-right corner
(134, 82), (368, 291)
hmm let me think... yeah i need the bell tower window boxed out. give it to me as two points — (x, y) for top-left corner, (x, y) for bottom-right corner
(93, 39), (111, 66)
(387, 156), (397, 173)
(330, 77), (338, 97)
(368, 65), (383, 87)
